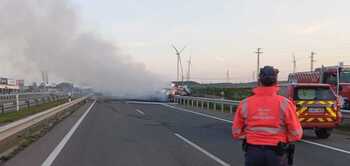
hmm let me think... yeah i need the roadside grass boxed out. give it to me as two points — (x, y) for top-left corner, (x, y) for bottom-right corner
(0, 99), (67, 124)
(190, 86), (252, 100)
(336, 121), (350, 132)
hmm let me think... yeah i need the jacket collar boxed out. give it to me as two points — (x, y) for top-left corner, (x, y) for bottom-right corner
(253, 85), (279, 96)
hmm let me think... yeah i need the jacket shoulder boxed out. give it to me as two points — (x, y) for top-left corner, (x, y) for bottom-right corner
(277, 95), (290, 101)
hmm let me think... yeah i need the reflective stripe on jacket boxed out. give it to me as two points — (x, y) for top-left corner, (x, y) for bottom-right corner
(232, 86), (303, 146)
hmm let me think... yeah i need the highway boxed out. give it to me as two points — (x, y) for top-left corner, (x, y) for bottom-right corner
(3, 100), (350, 166)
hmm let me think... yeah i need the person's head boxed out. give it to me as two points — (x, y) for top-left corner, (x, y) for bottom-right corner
(259, 66), (279, 86)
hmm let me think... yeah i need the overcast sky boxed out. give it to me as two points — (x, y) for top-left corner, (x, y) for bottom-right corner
(72, 0), (350, 83)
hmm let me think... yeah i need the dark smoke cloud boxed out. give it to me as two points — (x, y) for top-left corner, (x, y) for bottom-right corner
(0, 0), (165, 98)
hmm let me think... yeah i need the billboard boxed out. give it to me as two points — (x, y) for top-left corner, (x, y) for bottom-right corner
(0, 78), (7, 85)
(7, 79), (16, 86)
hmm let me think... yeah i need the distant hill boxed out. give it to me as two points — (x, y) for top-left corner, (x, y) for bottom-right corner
(171, 81), (200, 86)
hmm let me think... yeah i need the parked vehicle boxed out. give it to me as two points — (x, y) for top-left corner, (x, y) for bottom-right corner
(279, 83), (342, 138)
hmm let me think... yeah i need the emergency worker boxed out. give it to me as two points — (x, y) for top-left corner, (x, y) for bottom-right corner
(232, 66), (303, 166)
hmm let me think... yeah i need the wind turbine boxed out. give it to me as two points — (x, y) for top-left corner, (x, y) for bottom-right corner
(171, 44), (186, 83)
(187, 56), (192, 81)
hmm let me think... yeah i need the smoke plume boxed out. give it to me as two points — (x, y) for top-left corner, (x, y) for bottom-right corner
(0, 0), (165, 98)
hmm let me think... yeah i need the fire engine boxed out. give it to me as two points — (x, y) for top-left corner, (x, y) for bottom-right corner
(288, 64), (350, 110)
(279, 83), (341, 138)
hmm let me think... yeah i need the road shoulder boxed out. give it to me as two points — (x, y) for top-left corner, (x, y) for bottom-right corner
(2, 101), (93, 166)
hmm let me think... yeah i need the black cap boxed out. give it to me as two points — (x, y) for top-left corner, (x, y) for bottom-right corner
(259, 66), (279, 86)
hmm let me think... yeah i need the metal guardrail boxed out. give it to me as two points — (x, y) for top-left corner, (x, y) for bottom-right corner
(173, 95), (240, 113)
(0, 96), (90, 150)
(341, 109), (350, 119)
(173, 95), (350, 119)
(0, 92), (69, 114)
(342, 110), (350, 113)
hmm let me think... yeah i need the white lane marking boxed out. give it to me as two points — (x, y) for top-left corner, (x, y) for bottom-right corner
(174, 133), (231, 166)
(41, 100), (96, 166)
(301, 140), (350, 154)
(136, 109), (145, 115)
(162, 103), (350, 155)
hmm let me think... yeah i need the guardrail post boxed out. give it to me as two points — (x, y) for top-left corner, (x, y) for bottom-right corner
(196, 100), (199, 108)
(191, 100), (194, 107)
(201, 101), (204, 110)
(230, 105), (233, 113)
(16, 94), (20, 112)
(26, 100), (30, 109)
(221, 103), (224, 112)
(213, 103), (216, 111)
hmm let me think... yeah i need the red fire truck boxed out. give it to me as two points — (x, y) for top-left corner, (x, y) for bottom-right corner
(279, 83), (341, 138)
(288, 64), (350, 110)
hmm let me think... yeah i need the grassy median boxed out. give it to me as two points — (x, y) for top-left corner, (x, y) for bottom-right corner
(0, 99), (67, 124)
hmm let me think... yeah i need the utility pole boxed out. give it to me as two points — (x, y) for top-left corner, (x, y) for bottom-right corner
(293, 53), (296, 73)
(226, 69), (230, 83)
(187, 56), (192, 81)
(310, 51), (316, 71)
(255, 48), (263, 81)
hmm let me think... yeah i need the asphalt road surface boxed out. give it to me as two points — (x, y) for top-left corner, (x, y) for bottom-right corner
(4, 100), (350, 166)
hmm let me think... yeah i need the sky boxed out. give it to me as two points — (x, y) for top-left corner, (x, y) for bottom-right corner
(72, 0), (350, 83)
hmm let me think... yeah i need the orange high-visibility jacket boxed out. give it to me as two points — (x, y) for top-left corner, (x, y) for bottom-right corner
(232, 86), (303, 146)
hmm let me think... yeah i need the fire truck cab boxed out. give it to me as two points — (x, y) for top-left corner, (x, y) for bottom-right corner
(288, 64), (350, 110)
(279, 83), (342, 139)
